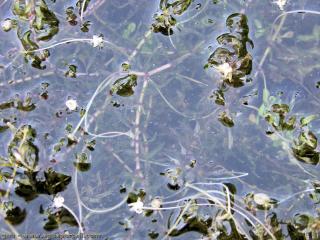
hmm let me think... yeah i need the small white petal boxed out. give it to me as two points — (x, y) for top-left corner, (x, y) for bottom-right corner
(66, 99), (77, 111)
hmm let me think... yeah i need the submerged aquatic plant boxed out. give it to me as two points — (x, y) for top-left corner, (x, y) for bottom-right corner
(1, 0), (320, 239)
(152, 10), (177, 36)
(292, 130), (320, 165)
(206, 13), (253, 88)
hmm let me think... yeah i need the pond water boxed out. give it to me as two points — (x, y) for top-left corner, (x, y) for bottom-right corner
(0, 0), (320, 239)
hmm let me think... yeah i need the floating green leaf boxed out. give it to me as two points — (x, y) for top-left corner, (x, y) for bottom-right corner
(211, 88), (226, 106)
(15, 168), (71, 201)
(265, 104), (296, 131)
(205, 13), (253, 89)
(8, 125), (39, 171)
(73, 152), (91, 172)
(152, 11), (177, 36)
(110, 74), (138, 97)
(66, 7), (78, 26)
(218, 111), (234, 128)
(5, 206), (27, 225)
(300, 115), (318, 127)
(292, 131), (319, 165)
(65, 65), (77, 78)
(43, 208), (78, 231)
(32, 0), (60, 41)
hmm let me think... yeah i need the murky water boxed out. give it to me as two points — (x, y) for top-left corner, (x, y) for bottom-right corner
(0, 0), (320, 239)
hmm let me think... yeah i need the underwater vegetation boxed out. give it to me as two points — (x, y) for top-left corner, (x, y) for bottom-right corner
(0, 0), (320, 239)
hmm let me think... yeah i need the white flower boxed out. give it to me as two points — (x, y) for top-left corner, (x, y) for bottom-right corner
(66, 99), (77, 111)
(274, 0), (287, 11)
(214, 62), (233, 81)
(53, 195), (64, 208)
(91, 35), (104, 48)
(67, 134), (77, 143)
(1, 19), (12, 32)
(128, 198), (144, 214)
(151, 198), (162, 209)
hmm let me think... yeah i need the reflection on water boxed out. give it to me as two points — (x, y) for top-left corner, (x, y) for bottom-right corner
(0, 0), (320, 239)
